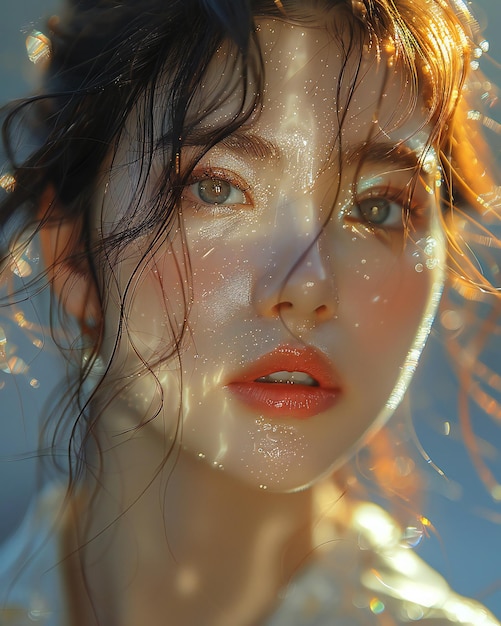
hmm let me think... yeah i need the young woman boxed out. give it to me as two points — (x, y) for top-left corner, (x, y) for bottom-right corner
(0, 0), (499, 624)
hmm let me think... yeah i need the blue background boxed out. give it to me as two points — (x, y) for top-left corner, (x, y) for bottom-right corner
(0, 0), (500, 619)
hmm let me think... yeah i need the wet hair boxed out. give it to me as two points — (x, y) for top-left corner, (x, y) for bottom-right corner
(0, 0), (499, 495)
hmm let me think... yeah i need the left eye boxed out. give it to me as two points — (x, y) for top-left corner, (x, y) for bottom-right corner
(189, 177), (247, 206)
(352, 197), (404, 227)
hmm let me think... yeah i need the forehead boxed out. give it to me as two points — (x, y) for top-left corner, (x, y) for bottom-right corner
(193, 16), (432, 167)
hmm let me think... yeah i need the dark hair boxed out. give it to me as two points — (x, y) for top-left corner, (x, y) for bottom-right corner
(0, 0), (499, 492)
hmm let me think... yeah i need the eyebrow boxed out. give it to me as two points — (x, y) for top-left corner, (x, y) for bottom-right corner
(344, 140), (436, 173)
(182, 128), (282, 161)
(179, 129), (435, 173)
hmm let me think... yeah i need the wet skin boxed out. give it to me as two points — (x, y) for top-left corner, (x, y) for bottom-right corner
(97, 17), (445, 492)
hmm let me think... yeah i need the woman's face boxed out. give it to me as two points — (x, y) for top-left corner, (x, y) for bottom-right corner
(97, 16), (445, 492)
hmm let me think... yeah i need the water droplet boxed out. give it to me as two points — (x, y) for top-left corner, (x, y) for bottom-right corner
(440, 309), (463, 331)
(404, 604), (424, 620)
(5, 357), (28, 375)
(11, 258), (32, 278)
(0, 173), (16, 193)
(26, 31), (51, 64)
(467, 110), (481, 121)
(414, 263), (423, 273)
(479, 40), (489, 53)
(491, 484), (501, 502)
(197, 452), (206, 459)
(400, 525), (424, 548)
(30, 379), (40, 388)
(369, 598), (385, 614)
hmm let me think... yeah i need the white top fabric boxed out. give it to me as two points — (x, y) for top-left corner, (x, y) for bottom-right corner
(0, 488), (499, 626)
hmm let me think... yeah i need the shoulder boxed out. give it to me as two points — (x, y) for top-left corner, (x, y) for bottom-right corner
(0, 485), (69, 626)
(351, 502), (498, 625)
(266, 501), (499, 626)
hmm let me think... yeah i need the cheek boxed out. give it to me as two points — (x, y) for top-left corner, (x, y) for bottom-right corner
(335, 226), (444, 406)
(107, 242), (190, 361)
(97, 241), (192, 435)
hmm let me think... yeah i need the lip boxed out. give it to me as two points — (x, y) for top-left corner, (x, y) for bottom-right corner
(226, 345), (342, 419)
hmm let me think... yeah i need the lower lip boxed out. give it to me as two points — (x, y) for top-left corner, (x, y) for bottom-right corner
(227, 382), (341, 419)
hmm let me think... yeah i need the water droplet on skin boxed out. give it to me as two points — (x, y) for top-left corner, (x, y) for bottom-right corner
(414, 263), (424, 273)
(197, 452), (206, 459)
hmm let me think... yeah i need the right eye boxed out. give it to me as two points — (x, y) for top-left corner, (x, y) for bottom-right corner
(187, 174), (249, 207)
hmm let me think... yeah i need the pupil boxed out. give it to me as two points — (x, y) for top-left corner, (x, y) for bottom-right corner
(359, 198), (390, 224)
(198, 178), (231, 204)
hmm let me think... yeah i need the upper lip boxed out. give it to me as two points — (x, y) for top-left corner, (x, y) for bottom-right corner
(228, 344), (342, 390)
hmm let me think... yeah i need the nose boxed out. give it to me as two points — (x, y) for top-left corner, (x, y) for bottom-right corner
(252, 233), (338, 327)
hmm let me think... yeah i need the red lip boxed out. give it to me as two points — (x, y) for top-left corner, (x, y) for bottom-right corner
(226, 345), (342, 419)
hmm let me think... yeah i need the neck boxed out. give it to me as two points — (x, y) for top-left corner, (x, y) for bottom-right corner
(64, 426), (345, 626)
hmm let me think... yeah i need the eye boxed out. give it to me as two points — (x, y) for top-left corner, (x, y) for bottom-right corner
(187, 175), (248, 206)
(351, 196), (405, 228)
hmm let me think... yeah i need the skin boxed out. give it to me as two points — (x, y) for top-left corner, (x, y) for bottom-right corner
(53, 14), (446, 626)
(95, 16), (445, 493)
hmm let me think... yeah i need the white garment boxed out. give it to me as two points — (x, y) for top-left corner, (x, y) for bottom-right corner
(0, 489), (499, 626)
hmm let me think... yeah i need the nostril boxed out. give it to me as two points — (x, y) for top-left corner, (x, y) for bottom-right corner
(272, 301), (293, 316)
(315, 304), (335, 321)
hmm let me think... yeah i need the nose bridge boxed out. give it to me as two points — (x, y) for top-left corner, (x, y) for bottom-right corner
(252, 196), (338, 322)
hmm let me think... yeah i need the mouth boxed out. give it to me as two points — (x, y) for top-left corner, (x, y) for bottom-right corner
(226, 345), (342, 419)
(255, 371), (319, 386)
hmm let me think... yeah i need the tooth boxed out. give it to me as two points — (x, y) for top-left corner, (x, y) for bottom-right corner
(255, 371), (319, 386)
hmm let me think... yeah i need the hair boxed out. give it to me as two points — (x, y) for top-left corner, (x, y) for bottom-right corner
(0, 0), (500, 505)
